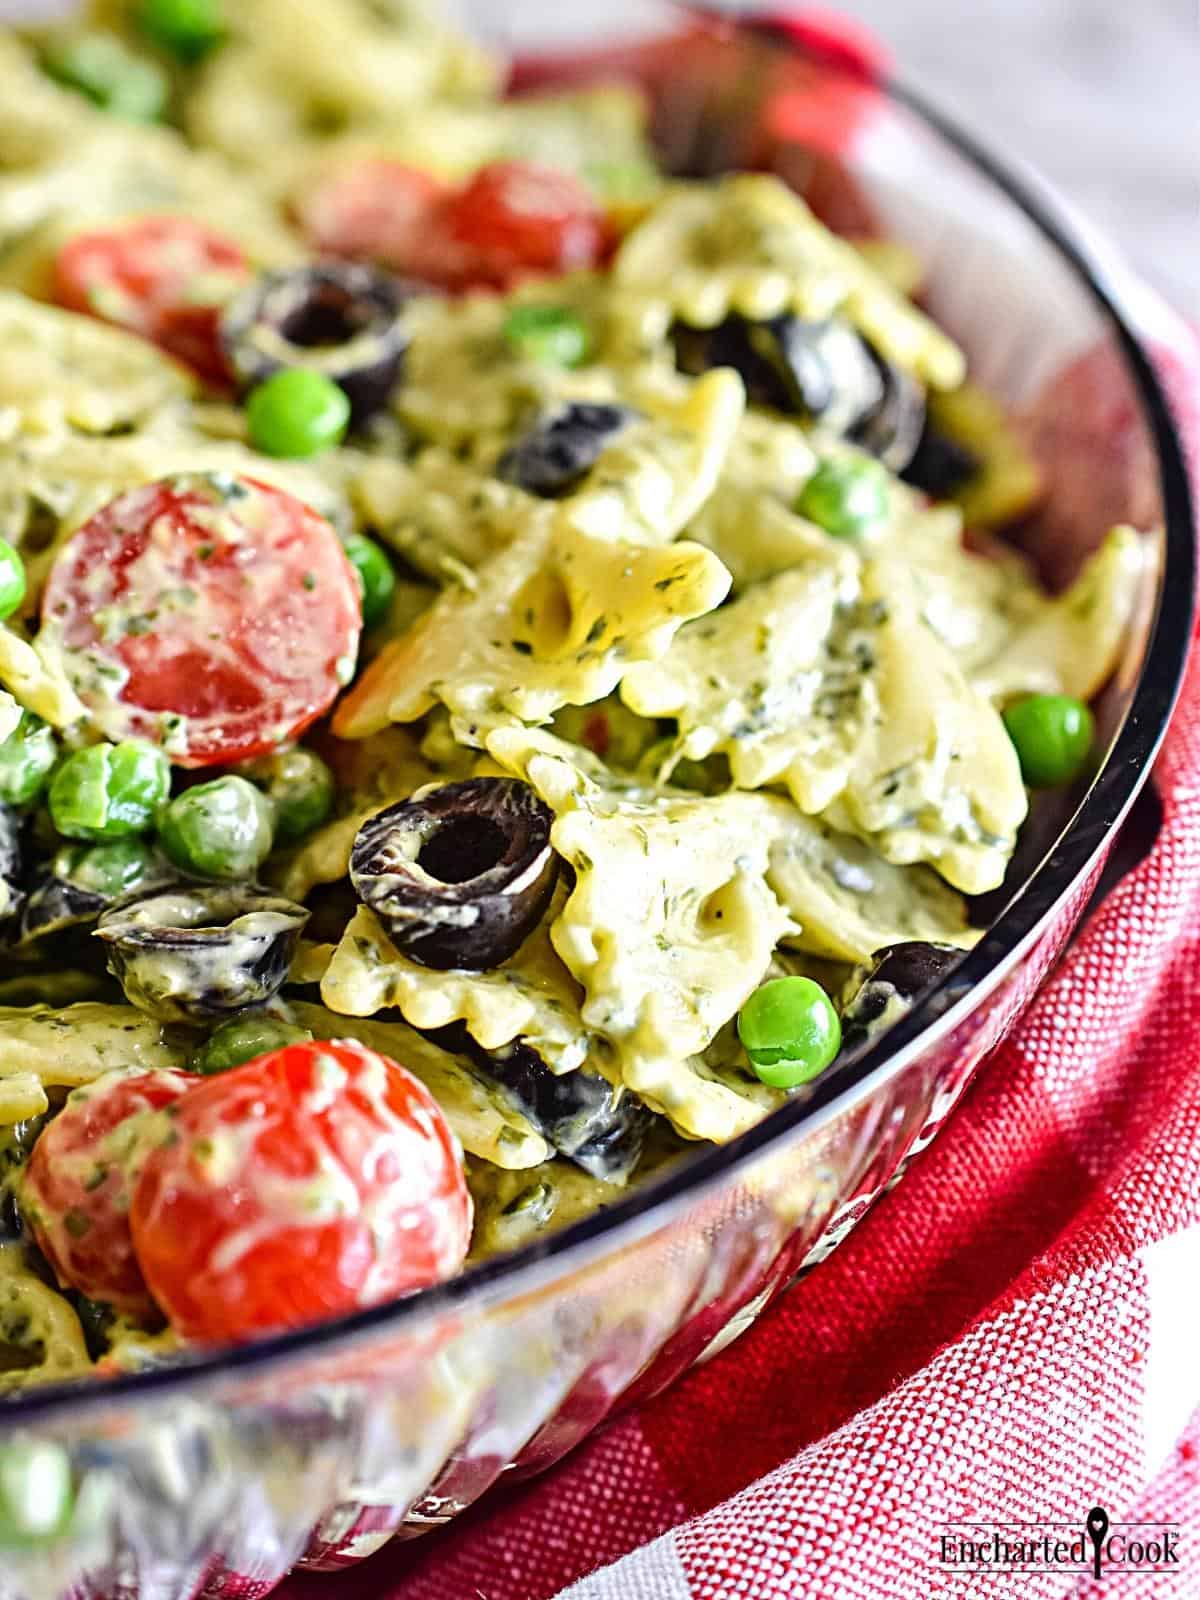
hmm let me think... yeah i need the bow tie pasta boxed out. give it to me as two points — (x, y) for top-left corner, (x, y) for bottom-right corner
(623, 549), (1028, 894)
(483, 727), (798, 1141)
(334, 373), (742, 742)
(320, 882), (592, 1076)
(614, 174), (965, 391)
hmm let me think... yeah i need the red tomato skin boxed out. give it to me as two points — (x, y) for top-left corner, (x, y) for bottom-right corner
(438, 161), (609, 289)
(130, 1041), (472, 1345)
(41, 474), (363, 768)
(20, 1069), (196, 1320)
(294, 159), (448, 277)
(53, 217), (249, 384)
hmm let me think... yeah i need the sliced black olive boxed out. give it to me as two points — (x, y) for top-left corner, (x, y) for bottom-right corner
(351, 778), (558, 972)
(672, 313), (884, 429)
(95, 884), (309, 1023)
(432, 1024), (649, 1185)
(839, 941), (965, 1055)
(673, 312), (928, 471)
(900, 417), (981, 498)
(220, 263), (410, 426)
(0, 803), (24, 926)
(20, 874), (105, 944)
(847, 347), (927, 472)
(495, 402), (638, 498)
(19, 838), (166, 946)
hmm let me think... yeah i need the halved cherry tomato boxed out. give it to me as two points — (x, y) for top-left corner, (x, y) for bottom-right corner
(293, 158), (449, 278)
(53, 216), (250, 384)
(295, 159), (607, 291)
(20, 1068), (195, 1320)
(437, 161), (609, 289)
(41, 474), (362, 768)
(130, 1040), (472, 1344)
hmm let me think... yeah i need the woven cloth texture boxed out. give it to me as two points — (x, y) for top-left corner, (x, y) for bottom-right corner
(282, 326), (1200, 1600)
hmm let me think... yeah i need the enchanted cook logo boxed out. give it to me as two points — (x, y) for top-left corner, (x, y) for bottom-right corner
(936, 1506), (1181, 1580)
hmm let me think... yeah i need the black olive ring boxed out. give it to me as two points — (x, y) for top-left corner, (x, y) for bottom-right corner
(496, 402), (638, 499)
(671, 311), (930, 474)
(96, 885), (309, 1023)
(350, 777), (559, 971)
(838, 940), (966, 1056)
(220, 262), (410, 426)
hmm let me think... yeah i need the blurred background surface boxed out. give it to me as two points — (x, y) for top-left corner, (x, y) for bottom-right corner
(481, 0), (1199, 318)
(2, 0), (1194, 313)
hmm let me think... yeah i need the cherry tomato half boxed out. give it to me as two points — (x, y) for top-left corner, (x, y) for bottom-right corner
(20, 1068), (195, 1320)
(130, 1040), (472, 1344)
(297, 158), (608, 291)
(438, 161), (609, 289)
(41, 474), (362, 768)
(54, 216), (250, 384)
(293, 158), (448, 278)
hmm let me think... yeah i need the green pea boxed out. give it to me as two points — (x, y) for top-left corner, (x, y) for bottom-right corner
(0, 540), (26, 621)
(0, 713), (57, 807)
(136, 0), (224, 62)
(238, 747), (334, 842)
(246, 369), (350, 459)
(341, 532), (396, 628)
(49, 741), (170, 842)
(157, 775), (273, 880)
(738, 976), (842, 1089)
(43, 33), (168, 122)
(0, 1440), (74, 1550)
(502, 305), (591, 369)
(53, 837), (159, 899)
(797, 456), (889, 538)
(1003, 693), (1095, 788)
(192, 1014), (313, 1075)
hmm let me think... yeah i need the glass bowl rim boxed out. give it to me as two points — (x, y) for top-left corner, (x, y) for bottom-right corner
(4, 35), (1195, 1426)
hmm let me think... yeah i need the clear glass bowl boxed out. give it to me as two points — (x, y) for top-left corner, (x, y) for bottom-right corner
(1, 15), (1194, 1599)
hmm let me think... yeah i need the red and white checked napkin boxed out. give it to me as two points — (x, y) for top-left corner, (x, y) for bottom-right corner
(279, 318), (1200, 1600)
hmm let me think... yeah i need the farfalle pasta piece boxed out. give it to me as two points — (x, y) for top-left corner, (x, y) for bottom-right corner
(614, 175), (965, 390)
(685, 417), (1042, 668)
(766, 813), (978, 966)
(484, 727), (796, 1140)
(289, 1000), (551, 1171)
(683, 409), (821, 588)
(971, 525), (1149, 705)
(346, 447), (531, 584)
(853, 473), (1046, 669)
(553, 370), (745, 545)
(0, 291), (193, 439)
(623, 557), (1027, 894)
(319, 884), (592, 1075)
(333, 519), (731, 743)
(620, 550), (858, 810)
(0, 1005), (188, 1111)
